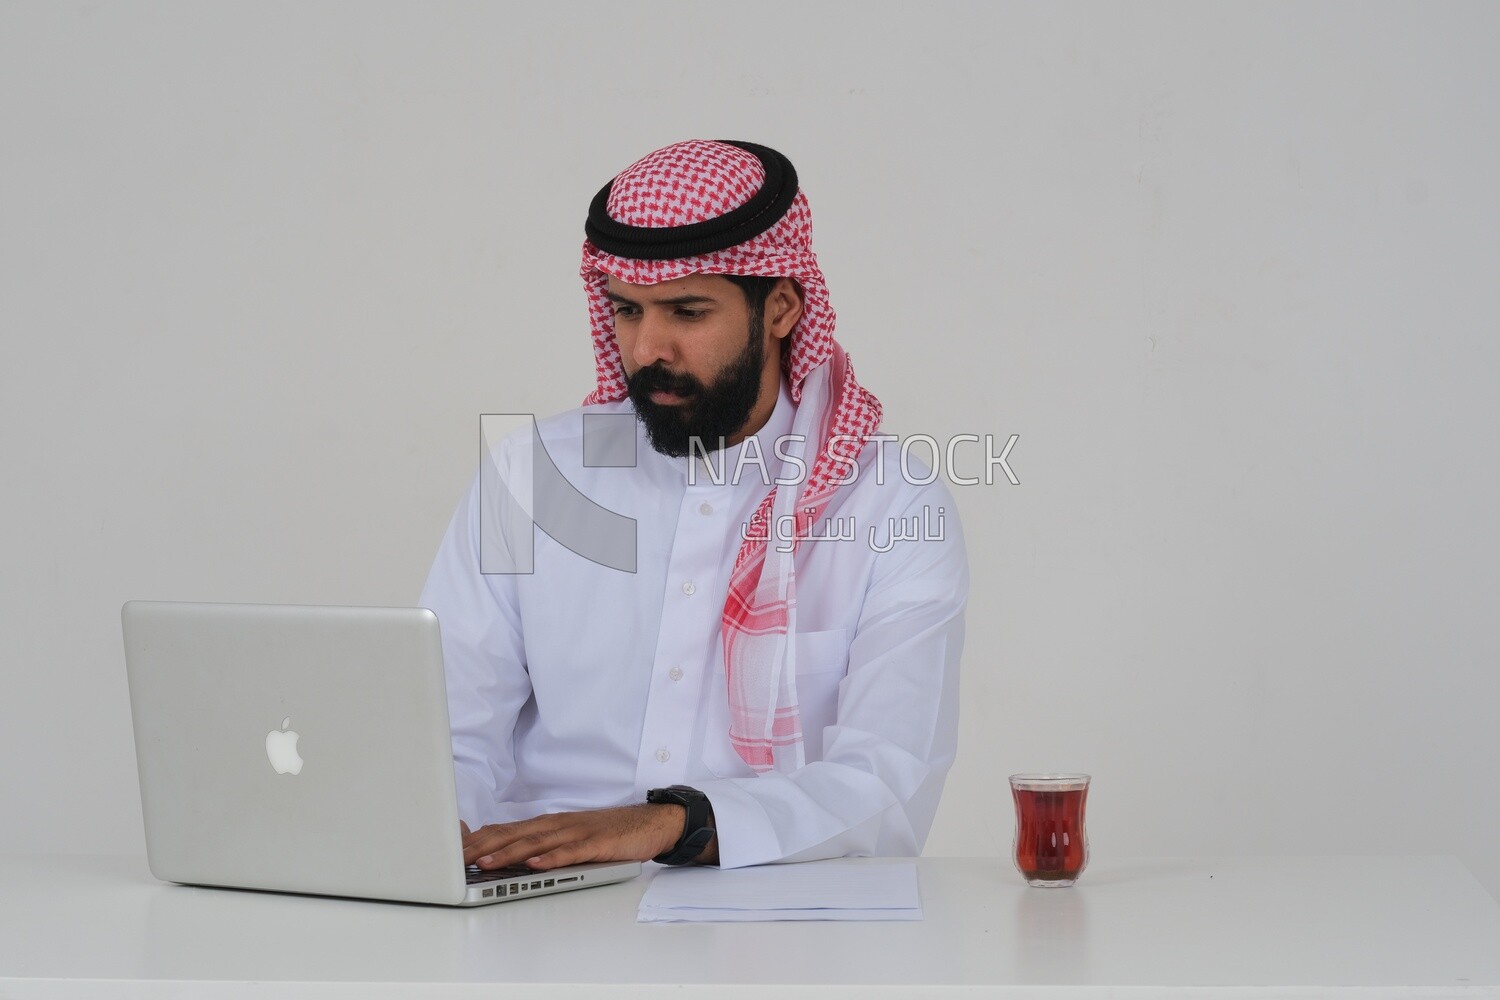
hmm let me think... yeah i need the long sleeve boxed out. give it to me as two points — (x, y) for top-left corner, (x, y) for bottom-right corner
(418, 472), (532, 829)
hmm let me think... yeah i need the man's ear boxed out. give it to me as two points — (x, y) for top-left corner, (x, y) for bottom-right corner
(766, 278), (804, 341)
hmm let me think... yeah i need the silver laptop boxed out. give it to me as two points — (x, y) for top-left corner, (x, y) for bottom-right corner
(121, 600), (641, 906)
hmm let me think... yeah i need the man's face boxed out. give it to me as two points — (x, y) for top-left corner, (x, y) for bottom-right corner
(607, 274), (775, 458)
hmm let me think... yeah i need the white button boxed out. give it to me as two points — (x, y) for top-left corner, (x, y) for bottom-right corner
(668, 666), (684, 682)
(682, 581), (696, 596)
(699, 502), (714, 515)
(655, 748), (671, 763)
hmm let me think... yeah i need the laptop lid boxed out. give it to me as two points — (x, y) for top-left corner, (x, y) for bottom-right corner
(122, 601), (485, 905)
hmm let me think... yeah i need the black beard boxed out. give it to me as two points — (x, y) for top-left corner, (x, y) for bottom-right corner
(626, 316), (767, 458)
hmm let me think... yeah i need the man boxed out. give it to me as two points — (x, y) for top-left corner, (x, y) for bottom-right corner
(420, 139), (968, 872)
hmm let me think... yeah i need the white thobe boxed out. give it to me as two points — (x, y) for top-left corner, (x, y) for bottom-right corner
(419, 380), (969, 868)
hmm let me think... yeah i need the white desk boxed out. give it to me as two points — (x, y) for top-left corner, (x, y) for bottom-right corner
(1, 855), (1497, 998)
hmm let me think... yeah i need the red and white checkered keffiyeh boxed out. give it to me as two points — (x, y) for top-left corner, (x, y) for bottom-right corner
(579, 140), (882, 773)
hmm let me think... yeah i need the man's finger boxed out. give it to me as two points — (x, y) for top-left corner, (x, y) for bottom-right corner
(468, 823), (570, 868)
(462, 821), (529, 862)
(523, 840), (594, 871)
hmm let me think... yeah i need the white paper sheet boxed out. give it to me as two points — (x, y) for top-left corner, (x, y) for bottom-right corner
(637, 860), (922, 923)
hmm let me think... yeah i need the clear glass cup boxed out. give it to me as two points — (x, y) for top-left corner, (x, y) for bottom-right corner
(1009, 773), (1091, 887)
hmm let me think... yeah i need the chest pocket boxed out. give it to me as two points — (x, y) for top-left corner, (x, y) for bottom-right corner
(701, 629), (851, 778)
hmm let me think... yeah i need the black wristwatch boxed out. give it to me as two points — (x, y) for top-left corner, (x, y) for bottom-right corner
(646, 785), (715, 866)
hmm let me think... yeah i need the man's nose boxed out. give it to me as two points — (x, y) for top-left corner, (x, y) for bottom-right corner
(630, 311), (676, 368)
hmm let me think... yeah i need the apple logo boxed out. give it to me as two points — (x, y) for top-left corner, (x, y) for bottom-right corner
(265, 717), (304, 775)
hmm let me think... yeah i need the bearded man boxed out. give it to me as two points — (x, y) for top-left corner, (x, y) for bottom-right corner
(420, 139), (969, 872)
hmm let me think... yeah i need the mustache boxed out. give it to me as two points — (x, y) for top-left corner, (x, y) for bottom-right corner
(627, 364), (703, 398)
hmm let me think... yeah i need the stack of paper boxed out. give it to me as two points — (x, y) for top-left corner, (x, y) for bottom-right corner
(637, 860), (922, 923)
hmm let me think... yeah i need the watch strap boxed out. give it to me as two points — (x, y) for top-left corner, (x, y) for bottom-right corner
(647, 785), (714, 866)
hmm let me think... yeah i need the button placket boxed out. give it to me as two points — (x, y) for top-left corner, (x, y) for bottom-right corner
(633, 481), (727, 791)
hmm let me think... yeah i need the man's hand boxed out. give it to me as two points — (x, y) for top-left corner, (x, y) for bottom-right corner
(462, 804), (717, 871)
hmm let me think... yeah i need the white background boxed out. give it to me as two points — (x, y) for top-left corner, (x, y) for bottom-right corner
(3, 2), (1496, 897)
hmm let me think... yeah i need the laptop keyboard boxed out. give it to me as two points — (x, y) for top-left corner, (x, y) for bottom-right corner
(465, 864), (534, 884)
